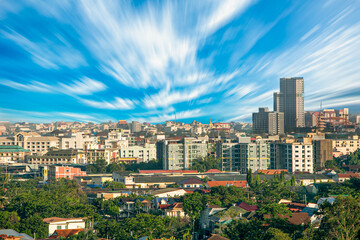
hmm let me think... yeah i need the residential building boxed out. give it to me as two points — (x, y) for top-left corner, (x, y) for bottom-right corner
(270, 142), (314, 173)
(131, 121), (142, 133)
(0, 145), (30, 163)
(158, 138), (208, 170)
(58, 132), (85, 150)
(119, 144), (156, 163)
(332, 135), (360, 156)
(252, 107), (284, 135)
(42, 217), (86, 236)
(275, 77), (305, 131)
(216, 140), (270, 173)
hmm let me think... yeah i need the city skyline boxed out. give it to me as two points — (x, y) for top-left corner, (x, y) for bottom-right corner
(1, 1), (360, 123)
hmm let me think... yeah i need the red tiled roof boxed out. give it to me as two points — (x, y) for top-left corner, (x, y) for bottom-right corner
(185, 190), (194, 194)
(205, 169), (222, 173)
(207, 180), (247, 188)
(338, 173), (360, 178)
(51, 229), (84, 238)
(237, 202), (259, 212)
(159, 204), (171, 209)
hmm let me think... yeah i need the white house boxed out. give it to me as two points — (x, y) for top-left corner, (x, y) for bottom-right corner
(42, 217), (85, 236)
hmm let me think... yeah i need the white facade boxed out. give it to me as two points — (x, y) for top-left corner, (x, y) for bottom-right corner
(119, 144), (156, 162)
(43, 218), (85, 236)
(286, 143), (313, 173)
(332, 136), (360, 156)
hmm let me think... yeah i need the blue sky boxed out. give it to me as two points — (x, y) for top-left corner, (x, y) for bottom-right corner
(1, 0), (360, 123)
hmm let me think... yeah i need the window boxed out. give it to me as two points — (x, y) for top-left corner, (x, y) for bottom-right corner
(57, 226), (62, 230)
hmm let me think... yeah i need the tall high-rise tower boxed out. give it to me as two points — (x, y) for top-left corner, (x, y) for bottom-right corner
(275, 77), (305, 131)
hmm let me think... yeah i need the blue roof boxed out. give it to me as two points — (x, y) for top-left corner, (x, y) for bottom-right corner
(0, 229), (34, 239)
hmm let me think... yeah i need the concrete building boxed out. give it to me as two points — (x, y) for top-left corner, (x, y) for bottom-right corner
(0, 145), (30, 163)
(0, 132), (59, 154)
(157, 138), (208, 170)
(332, 135), (360, 156)
(252, 107), (284, 135)
(46, 166), (86, 180)
(313, 139), (333, 168)
(131, 121), (142, 133)
(58, 132), (85, 150)
(85, 148), (119, 164)
(119, 144), (156, 163)
(270, 142), (313, 173)
(275, 77), (305, 131)
(26, 149), (85, 165)
(216, 140), (270, 173)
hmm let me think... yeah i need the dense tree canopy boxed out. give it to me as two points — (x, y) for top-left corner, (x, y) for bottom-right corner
(190, 156), (220, 172)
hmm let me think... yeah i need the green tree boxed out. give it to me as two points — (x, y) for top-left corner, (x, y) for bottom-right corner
(19, 214), (48, 239)
(247, 169), (254, 187)
(103, 181), (125, 189)
(0, 211), (20, 229)
(263, 227), (291, 240)
(183, 192), (207, 236)
(87, 159), (107, 173)
(319, 196), (360, 240)
(258, 203), (292, 219)
(255, 175), (261, 186)
(103, 200), (120, 218)
(106, 163), (125, 173)
(190, 156), (220, 172)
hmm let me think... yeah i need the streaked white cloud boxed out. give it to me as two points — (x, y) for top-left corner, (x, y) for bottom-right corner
(60, 77), (107, 95)
(0, 77), (107, 96)
(80, 97), (135, 110)
(0, 79), (52, 92)
(1, 28), (86, 69)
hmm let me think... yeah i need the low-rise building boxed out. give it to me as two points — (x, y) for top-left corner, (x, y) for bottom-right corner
(332, 135), (360, 156)
(42, 217), (86, 236)
(46, 166), (86, 181)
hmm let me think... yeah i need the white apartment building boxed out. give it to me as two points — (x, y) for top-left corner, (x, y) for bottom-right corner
(119, 144), (156, 162)
(59, 132), (85, 150)
(271, 142), (313, 173)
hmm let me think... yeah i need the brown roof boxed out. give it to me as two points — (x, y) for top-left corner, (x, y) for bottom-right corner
(43, 217), (84, 223)
(208, 234), (230, 240)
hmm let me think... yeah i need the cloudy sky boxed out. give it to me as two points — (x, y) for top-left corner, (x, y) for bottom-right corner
(1, 0), (360, 123)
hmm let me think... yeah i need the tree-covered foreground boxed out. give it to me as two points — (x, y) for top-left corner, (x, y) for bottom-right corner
(0, 173), (359, 240)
